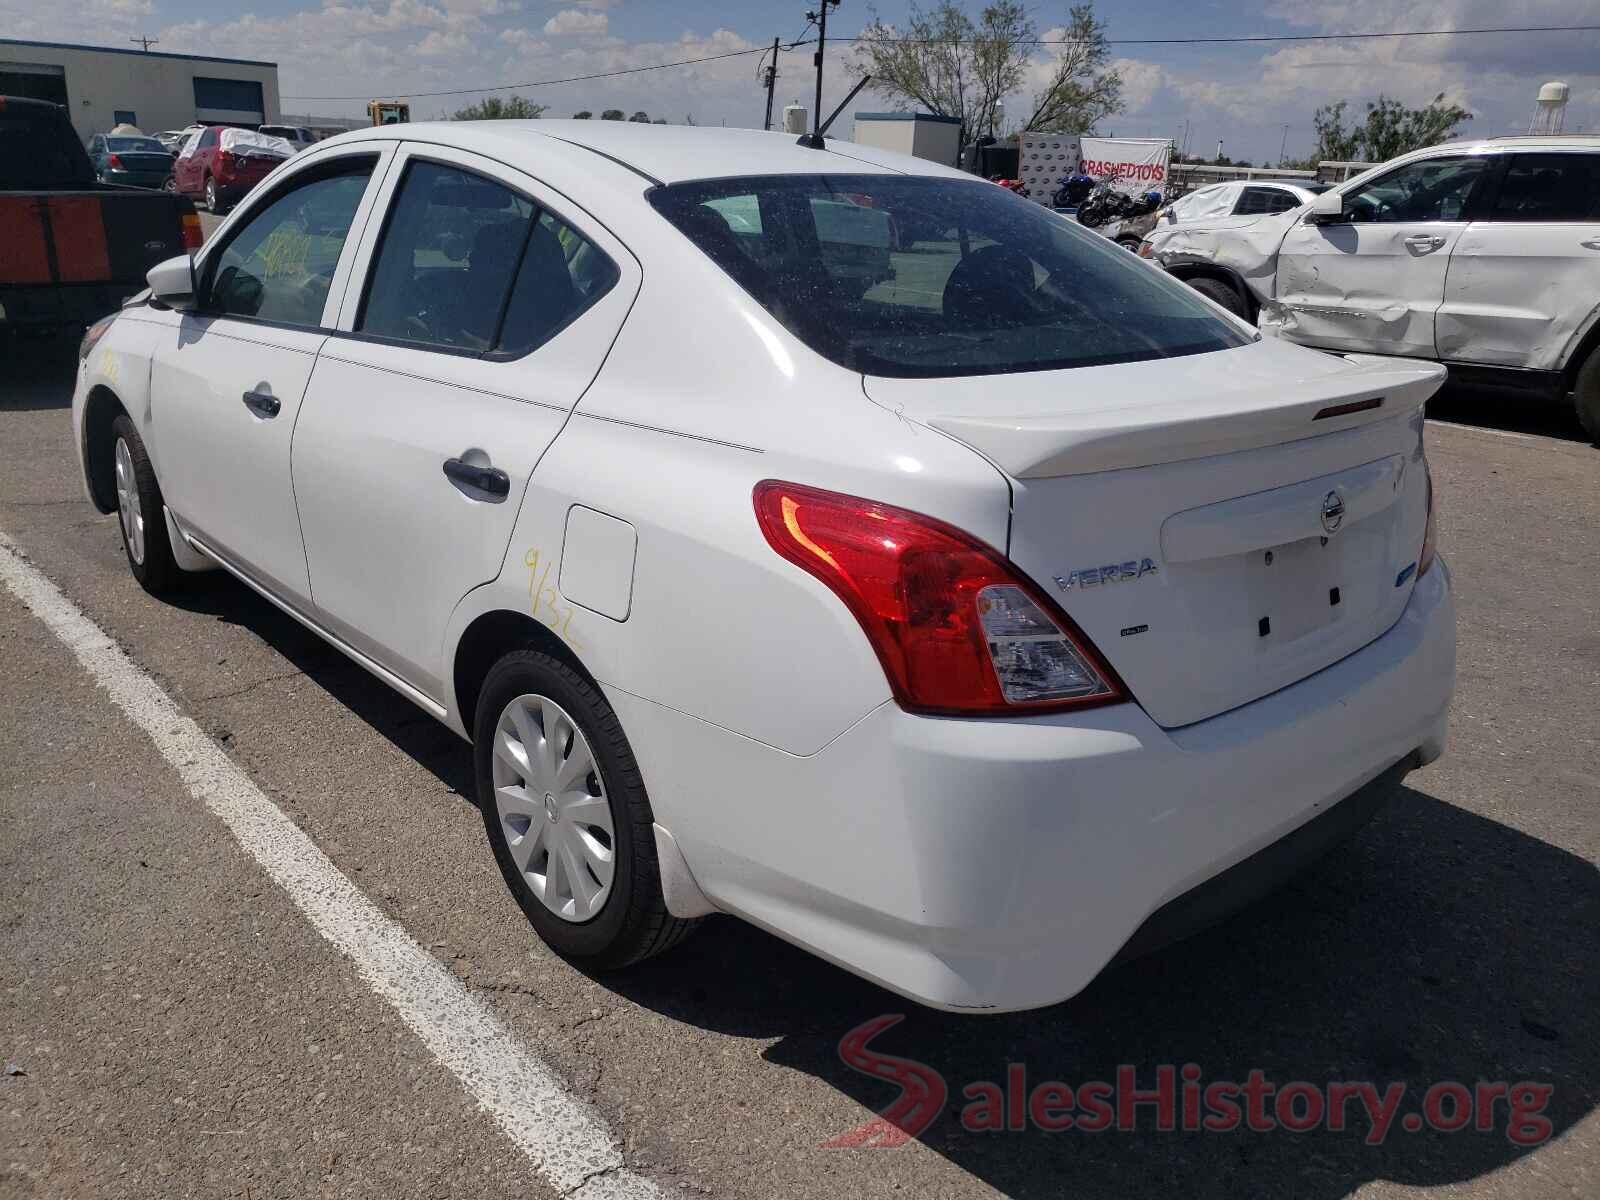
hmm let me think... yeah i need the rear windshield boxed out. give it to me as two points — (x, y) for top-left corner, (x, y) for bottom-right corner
(0, 110), (94, 189)
(106, 137), (168, 154)
(649, 173), (1251, 378)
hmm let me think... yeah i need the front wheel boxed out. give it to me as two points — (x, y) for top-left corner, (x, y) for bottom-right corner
(1187, 276), (1249, 320)
(110, 414), (183, 595)
(475, 650), (699, 969)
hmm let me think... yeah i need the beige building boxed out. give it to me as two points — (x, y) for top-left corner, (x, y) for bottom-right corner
(0, 37), (280, 142)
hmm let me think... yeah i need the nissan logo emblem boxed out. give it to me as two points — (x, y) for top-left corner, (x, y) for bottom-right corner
(1320, 490), (1346, 534)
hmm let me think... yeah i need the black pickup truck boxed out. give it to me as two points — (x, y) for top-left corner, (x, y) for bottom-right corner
(1, 95), (201, 334)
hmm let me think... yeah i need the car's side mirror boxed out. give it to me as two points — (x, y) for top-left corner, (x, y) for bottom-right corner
(146, 254), (198, 312)
(1307, 191), (1346, 223)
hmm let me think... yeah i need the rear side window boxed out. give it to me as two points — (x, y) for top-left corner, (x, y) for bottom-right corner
(1234, 187), (1300, 216)
(650, 173), (1250, 379)
(1489, 154), (1600, 222)
(359, 159), (617, 356)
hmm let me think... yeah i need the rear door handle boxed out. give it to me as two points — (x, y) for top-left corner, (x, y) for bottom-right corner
(1403, 234), (1446, 253)
(1581, 237), (1600, 251)
(443, 455), (510, 503)
(242, 389), (281, 418)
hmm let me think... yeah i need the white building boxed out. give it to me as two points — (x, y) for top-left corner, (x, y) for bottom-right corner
(851, 111), (963, 168)
(0, 37), (280, 142)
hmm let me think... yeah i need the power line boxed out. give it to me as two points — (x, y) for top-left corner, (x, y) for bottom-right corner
(282, 44), (771, 101)
(282, 22), (1600, 102)
(834, 23), (1600, 47)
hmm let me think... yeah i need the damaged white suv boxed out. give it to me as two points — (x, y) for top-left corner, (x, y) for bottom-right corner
(1142, 137), (1600, 438)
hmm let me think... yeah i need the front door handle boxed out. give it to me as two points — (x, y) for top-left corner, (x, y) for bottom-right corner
(1403, 234), (1446, 254)
(1580, 237), (1600, 251)
(242, 389), (281, 418)
(443, 455), (510, 503)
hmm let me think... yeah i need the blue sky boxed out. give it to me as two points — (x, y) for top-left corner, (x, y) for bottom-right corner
(6, 0), (1598, 163)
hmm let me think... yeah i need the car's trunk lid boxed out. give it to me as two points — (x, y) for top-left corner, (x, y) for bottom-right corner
(864, 340), (1443, 727)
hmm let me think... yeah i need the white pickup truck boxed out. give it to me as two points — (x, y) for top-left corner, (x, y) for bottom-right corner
(1141, 136), (1600, 439)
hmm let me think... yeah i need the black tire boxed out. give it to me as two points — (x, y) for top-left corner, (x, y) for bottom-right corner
(1187, 276), (1249, 319)
(1116, 236), (1143, 253)
(204, 175), (221, 214)
(1572, 347), (1600, 444)
(475, 649), (699, 969)
(109, 414), (183, 595)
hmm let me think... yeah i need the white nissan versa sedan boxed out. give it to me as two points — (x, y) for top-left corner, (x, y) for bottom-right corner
(72, 122), (1455, 1013)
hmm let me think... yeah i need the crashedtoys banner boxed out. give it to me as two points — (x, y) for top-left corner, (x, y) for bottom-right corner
(1079, 137), (1172, 197)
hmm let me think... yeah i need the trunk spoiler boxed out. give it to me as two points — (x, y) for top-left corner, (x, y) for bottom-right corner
(925, 355), (1445, 479)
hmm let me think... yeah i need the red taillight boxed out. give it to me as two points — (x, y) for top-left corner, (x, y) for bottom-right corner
(179, 209), (203, 251)
(218, 150), (235, 172)
(106, 153), (124, 169)
(753, 481), (1125, 717)
(1418, 462), (1437, 576)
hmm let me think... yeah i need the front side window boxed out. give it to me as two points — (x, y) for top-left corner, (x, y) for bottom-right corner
(650, 173), (1250, 379)
(359, 160), (617, 355)
(1489, 154), (1600, 223)
(1345, 156), (1489, 223)
(206, 161), (374, 326)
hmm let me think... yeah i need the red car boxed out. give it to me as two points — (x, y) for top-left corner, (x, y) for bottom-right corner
(171, 126), (288, 214)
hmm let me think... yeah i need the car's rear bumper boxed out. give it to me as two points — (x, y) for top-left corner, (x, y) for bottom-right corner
(611, 559), (1455, 1013)
(101, 171), (169, 190)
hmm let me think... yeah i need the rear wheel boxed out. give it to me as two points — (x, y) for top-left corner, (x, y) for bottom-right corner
(110, 414), (183, 595)
(1187, 276), (1248, 319)
(475, 649), (699, 969)
(1116, 236), (1143, 253)
(1573, 348), (1600, 444)
(204, 175), (220, 214)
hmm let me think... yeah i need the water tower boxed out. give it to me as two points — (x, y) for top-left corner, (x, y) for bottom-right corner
(1528, 81), (1569, 134)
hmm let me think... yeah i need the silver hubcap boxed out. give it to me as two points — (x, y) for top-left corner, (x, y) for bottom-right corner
(492, 693), (615, 923)
(113, 437), (145, 565)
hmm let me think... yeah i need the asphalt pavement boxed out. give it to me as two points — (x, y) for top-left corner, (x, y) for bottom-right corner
(1, 338), (1596, 1200)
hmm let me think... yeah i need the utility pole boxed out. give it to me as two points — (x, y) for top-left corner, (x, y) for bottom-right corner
(130, 34), (159, 51)
(762, 36), (780, 131)
(801, 0), (840, 146)
(1278, 123), (1289, 166)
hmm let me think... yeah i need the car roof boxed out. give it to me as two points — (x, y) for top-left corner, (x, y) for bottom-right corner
(329, 119), (966, 185)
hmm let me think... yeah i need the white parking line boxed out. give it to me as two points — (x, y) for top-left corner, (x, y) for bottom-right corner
(0, 531), (658, 1200)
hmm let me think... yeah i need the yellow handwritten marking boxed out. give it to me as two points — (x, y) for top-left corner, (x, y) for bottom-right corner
(524, 549), (583, 650)
(99, 349), (120, 385)
(259, 227), (311, 280)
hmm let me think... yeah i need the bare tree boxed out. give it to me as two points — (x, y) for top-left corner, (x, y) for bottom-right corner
(852, 2), (1121, 135)
(1021, 5), (1121, 134)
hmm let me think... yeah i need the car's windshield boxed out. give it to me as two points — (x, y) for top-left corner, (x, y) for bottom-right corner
(106, 137), (168, 154)
(650, 174), (1250, 378)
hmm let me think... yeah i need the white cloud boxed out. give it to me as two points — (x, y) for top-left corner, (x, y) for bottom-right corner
(543, 8), (607, 36)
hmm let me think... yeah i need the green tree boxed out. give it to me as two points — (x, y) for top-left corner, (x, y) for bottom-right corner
(451, 95), (546, 120)
(1313, 93), (1470, 163)
(1359, 93), (1472, 162)
(600, 109), (625, 121)
(1313, 100), (1363, 162)
(628, 110), (651, 123)
(852, 1), (1121, 135)
(573, 110), (593, 119)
